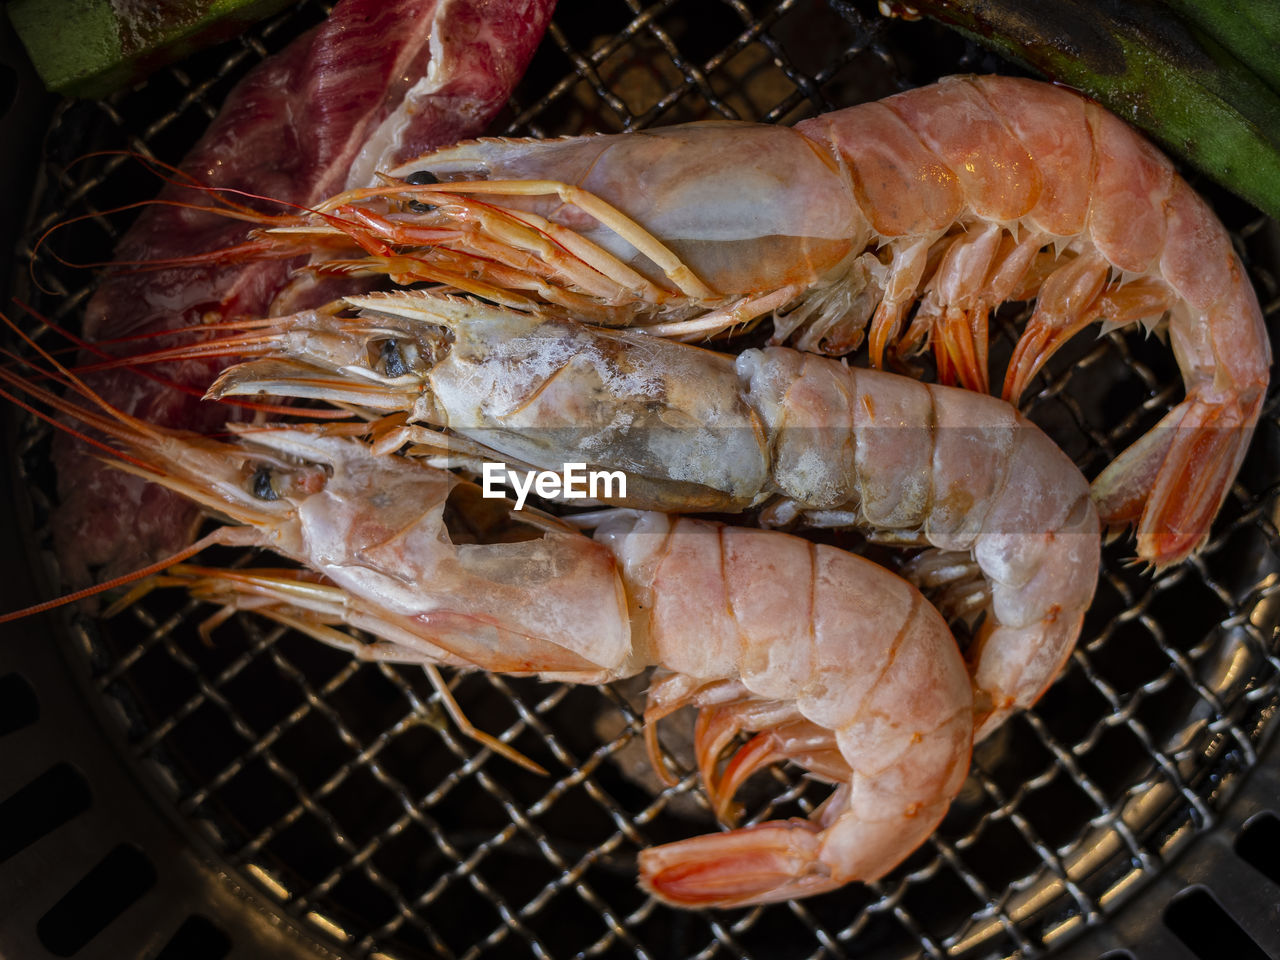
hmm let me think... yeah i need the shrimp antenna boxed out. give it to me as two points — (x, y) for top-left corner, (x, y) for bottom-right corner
(63, 149), (319, 220)
(32, 148), (367, 285)
(0, 309), (165, 439)
(5, 301), (347, 420)
(0, 526), (253, 625)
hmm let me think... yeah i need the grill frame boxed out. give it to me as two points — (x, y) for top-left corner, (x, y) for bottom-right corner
(1, 1), (1279, 958)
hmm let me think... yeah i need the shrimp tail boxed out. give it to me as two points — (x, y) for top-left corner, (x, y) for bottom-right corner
(643, 716), (951, 907)
(1092, 391), (1262, 567)
(639, 779), (956, 908)
(639, 819), (845, 907)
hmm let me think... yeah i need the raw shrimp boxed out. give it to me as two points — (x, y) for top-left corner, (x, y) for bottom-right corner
(225, 74), (1267, 568)
(2, 359), (972, 909)
(202, 290), (1101, 740)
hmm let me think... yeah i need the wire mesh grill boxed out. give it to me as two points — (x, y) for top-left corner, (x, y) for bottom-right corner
(9, 0), (1280, 957)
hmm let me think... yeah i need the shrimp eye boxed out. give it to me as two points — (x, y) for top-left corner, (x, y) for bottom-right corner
(380, 338), (408, 378)
(251, 465), (279, 501)
(405, 170), (438, 213)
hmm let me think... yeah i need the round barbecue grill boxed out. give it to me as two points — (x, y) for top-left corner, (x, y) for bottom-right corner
(1, 1), (1278, 958)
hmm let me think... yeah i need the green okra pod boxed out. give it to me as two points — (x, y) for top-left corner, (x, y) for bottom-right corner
(1157, 0), (1280, 96)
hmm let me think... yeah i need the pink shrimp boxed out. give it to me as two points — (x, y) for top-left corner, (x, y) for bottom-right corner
(2, 358), (972, 909)
(221, 74), (1268, 568)
(196, 290), (1100, 740)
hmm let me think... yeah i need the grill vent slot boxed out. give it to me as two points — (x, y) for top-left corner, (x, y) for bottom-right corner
(0, 63), (15, 118)
(1235, 811), (1280, 887)
(0, 672), (38, 736)
(152, 914), (233, 960)
(1162, 886), (1271, 960)
(36, 843), (157, 956)
(0, 763), (90, 864)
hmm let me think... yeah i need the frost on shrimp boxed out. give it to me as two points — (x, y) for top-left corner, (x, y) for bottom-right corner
(236, 74), (1267, 569)
(6, 362), (971, 909)
(206, 290), (1100, 740)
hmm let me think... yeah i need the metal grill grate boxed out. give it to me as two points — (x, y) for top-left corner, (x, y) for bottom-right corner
(9, 0), (1280, 957)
